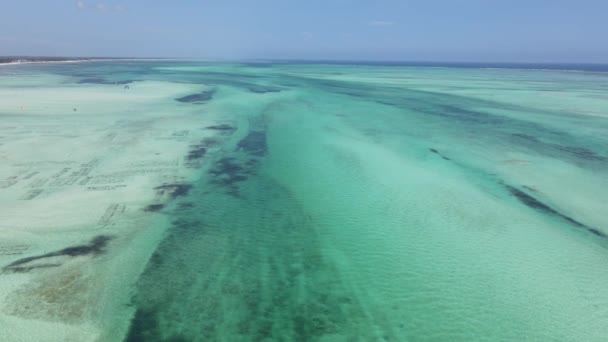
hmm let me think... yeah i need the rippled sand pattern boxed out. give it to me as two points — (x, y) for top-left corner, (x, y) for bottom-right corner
(1, 62), (608, 341)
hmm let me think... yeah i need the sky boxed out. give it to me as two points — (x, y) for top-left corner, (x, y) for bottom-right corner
(0, 0), (607, 63)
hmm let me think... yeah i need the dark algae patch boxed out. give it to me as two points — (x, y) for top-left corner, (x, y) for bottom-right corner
(2, 235), (112, 273)
(237, 131), (267, 157)
(154, 183), (193, 199)
(186, 145), (206, 161)
(510, 133), (606, 163)
(588, 228), (605, 237)
(206, 124), (235, 131)
(125, 308), (159, 342)
(78, 78), (134, 85)
(200, 127), (269, 196)
(58, 235), (112, 256)
(429, 148), (451, 160)
(210, 157), (245, 179)
(175, 89), (216, 104)
(127, 115), (379, 339)
(184, 137), (228, 168)
(506, 185), (606, 238)
(144, 204), (165, 212)
(125, 308), (188, 342)
(177, 202), (194, 209)
(209, 157), (251, 196)
(247, 85), (283, 94)
(125, 174), (377, 341)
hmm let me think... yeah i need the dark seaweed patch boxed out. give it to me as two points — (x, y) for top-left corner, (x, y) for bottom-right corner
(175, 90), (216, 104)
(185, 138), (220, 168)
(208, 157), (260, 196)
(436, 105), (504, 124)
(61, 235), (112, 256)
(125, 308), (160, 342)
(125, 307), (189, 342)
(508, 186), (556, 213)
(78, 78), (104, 84)
(5, 263), (62, 273)
(204, 129), (268, 195)
(155, 184), (192, 199)
(206, 124), (235, 131)
(247, 85), (283, 94)
(588, 229), (607, 237)
(171, 219), (204, 233)
(511, 133), (539, 142)
(511, 133), (605, 162)
(177, 202), (194, 209)
(506, 185), (606, 238)
(240, 62), (275, 68)
(186, 145), (206, 161)
(429, 148), (451, 161)
(2, 235), (112, 273)
(298, 75), (605, 165)
(237, 131), (267, 157)
(210, 157), (243, 177)
(144, 204), (165, 212)
(78, 78), (134, 85)
(201, 137), (219, 147)
(197, 71), (262, 80)
(126, 173), (375, 341)
(210, 157), (247, 188)
(554, 145), (603, 161)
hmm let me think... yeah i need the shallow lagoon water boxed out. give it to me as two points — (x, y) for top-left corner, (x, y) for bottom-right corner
(0, 61), (607, 341)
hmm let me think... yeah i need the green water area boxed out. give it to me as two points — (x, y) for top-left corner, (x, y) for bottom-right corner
(0, 61), (607, 341)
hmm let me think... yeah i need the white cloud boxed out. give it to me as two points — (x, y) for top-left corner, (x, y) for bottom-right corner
(368, 21), (396, 27)
(77, 1), (86, 9)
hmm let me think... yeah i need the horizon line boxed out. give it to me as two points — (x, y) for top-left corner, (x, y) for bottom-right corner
(1, 55), (608, 65)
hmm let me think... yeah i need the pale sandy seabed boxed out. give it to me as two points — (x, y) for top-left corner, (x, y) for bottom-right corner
(0, 62), (607, 341)
(0, 68), (224, 341)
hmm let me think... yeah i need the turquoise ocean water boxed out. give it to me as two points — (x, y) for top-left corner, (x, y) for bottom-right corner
(1, 61), (608, 341)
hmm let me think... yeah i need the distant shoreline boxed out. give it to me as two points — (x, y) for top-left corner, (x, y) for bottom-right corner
(0, 57), (98, 64)
(0, 57), (181, 66)
(1, 57), (606, 73)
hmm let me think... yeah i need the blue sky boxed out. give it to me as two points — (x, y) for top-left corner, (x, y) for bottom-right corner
(1, 0), (606, 62)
